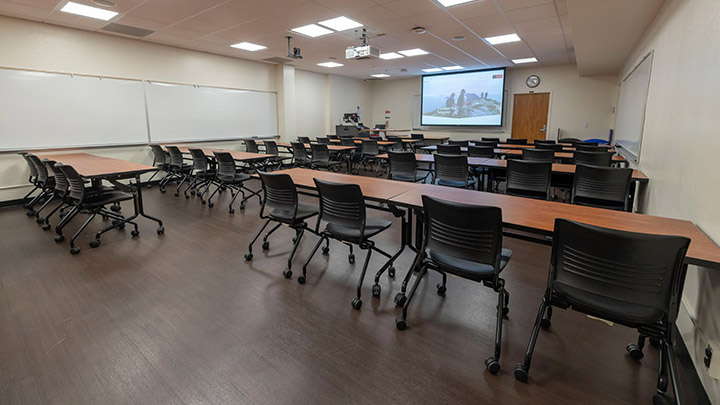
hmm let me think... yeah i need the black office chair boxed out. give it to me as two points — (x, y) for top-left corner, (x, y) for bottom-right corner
(184, 149), (216, 201)
(300, 179), (396, 309)
(468, 146), (496, 158)
(244, 139), (259, 153)
(310, 144), (342, 171)
(410, 133), (425, 151)
(482, 137), (500, 143)
(514, 219), (690, 405)
(534, 140), (556, 145)
(244, 171), (319, 276)
(24, 154), (56, 217)
(359, 140), (381, 171)
(19, 152), (42, 207)
(576, 141), (599, 147)
(206, 151), (259, 213)
(297, 136), (311, 144)
(571, 165), (633, 211)
(386, 136), (404, 151)
(55, 164), (137, 254)
(572, 151), (613, 167)
(473, 140), (498, 148)
(560, 138), (583, 144)
(340, 137), (356, 147)
(505, 138), (528, 144)
(327, 135), (339, 140)
(534, 143), (564, 152)
(522, 148), (555, 162)
(162, 146), (193, 197)
(505, 160), (552, 200)
(317, 137), (331, 144)
(290, 142), (311, 167)
(388, 151), (429, 183)
(262, 141), (290, 171)
(395, 195), (511, 373)
(437, 144), (462, 155)
(147, 144), (170, 187)
(434, 154), (475, 189)
(448, 140), (469, 147)
(36, 160), (69, 230)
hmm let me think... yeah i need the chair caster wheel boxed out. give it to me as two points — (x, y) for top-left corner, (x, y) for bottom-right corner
(351, 298), (362, 310)
(372, 284), (381, 297)
(35, 217), (44, 224)
(283, 269), (292, 279)
(131, 230), (139, 237)
(394, 293), (406, 307)
(240, 203), (246, 211)
(229, 208), (235, 214)
(201, 200), (206, 205)
(118, 223), (125, 230)
(297, 276), (306, 284)
(191, 191), (196, 196)
(244, 253), (253, 261)
(502, 307), (509, 317)
(436, 284), (447, 296)
(513, 364), (529, 382)
(26, 211), (35, 217)
(160, 189), (166, 193)
(485, 357), (501, 374)
(185, 195), (190, 200)
(348, 254), (355, 264)
(156, 226), (164, 235)
(395, 317), (407, 330)
(208, 202), (214, 208)
(70, 247), (80, 255)
(652, 393), (674, 405)
(174, 192), (179, 197)
(540, 319), (551, 329)
(42, 224), (51, 231)
(650, 338), (661, 348)
(111, 204), (121, 212)
(54, 235), (65, 243)
(147, 184), (152, 188)
(262, 241), (270, 251)
(322, 247), (330, 255)
(388, 266), (395, 278)
(89, 240), (101, 248)
(626, 344), (644, 360)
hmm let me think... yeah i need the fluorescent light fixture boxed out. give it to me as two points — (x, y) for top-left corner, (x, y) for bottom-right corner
(398, 48), (429, 57)
(422, 68), (443, 73)
(379, 52), (404, 60)
(60, 1), (118, 20)
(231, 42), (266, 51)
(485, 33), (521, 45)
(371, 74), (390, 78)
(441, 66), (463, 71)
(318, 16), (362, 32)
(437, 0), (476, 7)
(291, 24), (333, 38)
(317, 61), (344, 68)
(513, 57), (538, 64)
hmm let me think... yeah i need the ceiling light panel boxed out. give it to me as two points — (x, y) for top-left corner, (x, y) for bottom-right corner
(513, 57), (538, 64)
(422, 68), (442, 73)
(231, 42), (266, 51)
(441, 66), (463, 71)
(60, 1), (118, 21)
(399, 49), (429, 57)
(379, 52), (404, 60)
(371, 74), (390, 78)
(318, 16), (362, 32)
(485, 33), (521, 45)
(291, 24), (333, 38)
(318, 62), (344, 68)
(437, 0), (476, 7)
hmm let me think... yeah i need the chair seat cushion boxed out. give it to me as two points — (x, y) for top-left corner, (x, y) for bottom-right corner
(393, 173), (427, 182)
(269, 203), (319, 222)
(552, 282), (666, 326)
(436, 178), (475, 188)
(428, 248), (512, 280)
(325, 217), (392, 243)
(83, 191), (134, 208)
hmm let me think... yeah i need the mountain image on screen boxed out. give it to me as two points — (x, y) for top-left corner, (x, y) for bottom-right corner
(425, 89), (501, 119)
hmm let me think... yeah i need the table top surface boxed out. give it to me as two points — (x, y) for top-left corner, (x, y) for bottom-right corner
(327, 139), (399, 146)
(39, 152), (156, 178)
(421, 145), (626, 162)
(495, 144), (615, 152)
(277, 142), (356, 151)
(172, 146), (271, 161)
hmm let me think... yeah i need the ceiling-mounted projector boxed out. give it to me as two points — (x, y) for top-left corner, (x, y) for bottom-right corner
(346, 28), (380, 60)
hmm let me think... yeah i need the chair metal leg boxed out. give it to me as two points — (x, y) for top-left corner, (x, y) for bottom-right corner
(22, 185), (39, 206)
(285, 228), (305, 280)
(263, 222), (283, 244)
(301, 235), (326, 282)
(351, 245), (373, 310)
(395, 267), (427, 330)
(54, 206), (79, 241)
(69, 213), (97, 254)
(34, 194), (56, 221)
(174, 173), (189, 196)
(659, 339), (682, 405)
(41, 201), (66, 229)
(485, 279), (507, 374)
(245, 219), (271, 261)
(514, 298), (549, 382)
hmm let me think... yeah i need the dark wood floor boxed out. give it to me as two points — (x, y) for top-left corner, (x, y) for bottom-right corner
(0, 178), (696, 404)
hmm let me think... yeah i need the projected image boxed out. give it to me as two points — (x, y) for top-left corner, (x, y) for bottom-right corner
(421, 68), (506, 126)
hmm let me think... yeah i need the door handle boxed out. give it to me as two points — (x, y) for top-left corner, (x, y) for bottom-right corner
(540, 125), (547, 133)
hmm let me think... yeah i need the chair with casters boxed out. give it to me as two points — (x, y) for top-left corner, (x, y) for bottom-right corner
(513, 219), (690, 405)
(505, 160), (552, 200)
(434, 154), (475, 189)
(522, 148), (555, 163)
(572, 151), (613, 167)
(23, 154), (56, 217)
(184, 149), (216, 202)
(482, 137), (500, 143)
(147, 144), (170, 187)
(358, 140), (381, 172)
(300, 179), (396, 309)
(290, 142), (311, 167)
(163, 146), (193, 196)
(576, 144), (605, 152)
(244, 171), (319, 278)
(18, 152), (41, 207)
(534, 140), (556, 145)
(206, 151), (260, 213)
(448, 140), (469, 147)
(410, 133), (425, 151)
(262, 141), (290, 171)
(505, 138), (528, 144)
(468, 146), (496, 158)
(244, 139), (259, 153)
(534, 143), (564, 152)
(310, 144), (343, 172)
(386, 136), (404, 151)
(437, 144), (462, 155)
(387, 151), (429, 183)
(571, 164), (633, 211)
(576, 141), (599, 147)
(297, 136), (311, 144)
(316, 137), (331, 144)
(395, 195), (511, 374)
(473, 140), (498, 148)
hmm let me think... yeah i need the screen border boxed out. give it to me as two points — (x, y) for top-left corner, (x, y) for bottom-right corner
(420, 67), (507, 128)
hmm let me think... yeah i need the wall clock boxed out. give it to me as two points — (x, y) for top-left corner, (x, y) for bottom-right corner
(526, 75), (540, 88)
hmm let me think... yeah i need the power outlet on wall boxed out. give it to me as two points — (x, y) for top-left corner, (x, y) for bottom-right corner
(708, 341), (720, 380)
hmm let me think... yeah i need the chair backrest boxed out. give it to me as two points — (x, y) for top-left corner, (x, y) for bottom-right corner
(559, 138), (583, 145)
(506, 160), (552, 200)
(317, 137), (331, 144)
(534, 140), (556, 145)
(165, 146), (185, 168)
(264, 141), (280, 156)
(411, 133), (424, 140)
(571, 165), (633, 211)
(388, 151), (417, 180)
(386, 136), (403, 150)
(448, 140), (469, 147)
(410, 133), (425, 146)
(244, 139), (259, 153)
(149, 144), (167, 167)
(20, 152), (39, 181)
(340, 137), (356, 146)
(291, 142), (308, 161)
(187, 149), (209, 171)
(27, 154), (50, 185)
(437, 144), (462, 155)
(549, 219), (690, 326)
(310, 143), (330, 164)
(212, 151), (237, 181)
(422, 195), (503, 272)
(435, 154), (469, 185)
(45, 160), (68, 194)
(468, 145), (495, 158)
(573, 151), (613, 167)
(473, 141), (498, 148)
(258, 171), (298, 218)
(55, 164), (85, 202)
(505, 138), (528, 144)
(576, 141), (598, 147)
(522, 148), (555, 162)
(362, 140), (379, 156)
(482, 137), (500, 142)
(576, 144), (605, 152)
(535, 143), (563, 152)
(314, 179), (366, 234)
(297, 136), (311, 143)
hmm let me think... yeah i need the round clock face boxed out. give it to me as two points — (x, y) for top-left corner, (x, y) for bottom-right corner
(526, 75), (540, 88)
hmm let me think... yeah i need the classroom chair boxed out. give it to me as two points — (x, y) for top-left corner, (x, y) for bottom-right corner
(290, 142), (311, 167)
(262, 141), (290, 171)
(572, 151), (613, 167)
(575, 145), (606, 153)
(164, 146), (193, 196)
(55, 164), (137, 255)
(571, 165), (633, 211)
(534, 143), (564, 152)
(514, 219), (690, 405)
(310, 143), (342, 172)
(316, 137), (331, 144)
(386, 136), (404, 151)
(23, 154), (56, 217)
(473, 140), (498, 148)
(147, 144), (170, 187)
(300, 179), (396, 310)
(448, 140), (469, 147)
(184, 149), (216, 202)
(19, 152), (41, 206)
(244, 171), (319, 277)
(505, 160), (552, 200)
(359, 140), (381, 172)
(387, 151), (429, 183)
(522, 148), (555, 163)
(437, 144), (462, 155)
(468, 146), (496, 191)
(534, 140), (556, 145)
(207, 151), (259, 213)
(244, 139), (259, 153)
(505, 138), (528, 144)
(297, 136), (311, 143)
(434, 154), (475, 189)
(395, 195), (511, 374)
(576, 141), (599, 147)
(559, 138), (583, 144)
(482, 137), (500, 143)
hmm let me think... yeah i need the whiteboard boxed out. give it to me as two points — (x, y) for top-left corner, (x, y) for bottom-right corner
(614, 52), (653, 161)
(0, 68), (148, 150)
(145, 82), (278, 142)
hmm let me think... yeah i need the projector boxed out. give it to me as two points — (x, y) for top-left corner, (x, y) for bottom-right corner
(346, 45), (380, 60)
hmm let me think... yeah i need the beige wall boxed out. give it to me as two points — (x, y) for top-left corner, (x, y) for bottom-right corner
(328, 75), (374, 135)
(295, 69), (327, 139)
(371, 64), (618, 142)
(619, 0), (720, 399)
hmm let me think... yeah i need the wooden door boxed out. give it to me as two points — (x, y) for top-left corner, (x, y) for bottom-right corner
(511, 93), (550, 142)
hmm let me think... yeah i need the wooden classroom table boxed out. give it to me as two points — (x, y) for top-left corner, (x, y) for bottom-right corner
(420, 145), (627, 164)
(327, 139), (398, 146)
(495, 143), (615, 152)
(276, 142), (356, 152)
(174, 146), (272, 162)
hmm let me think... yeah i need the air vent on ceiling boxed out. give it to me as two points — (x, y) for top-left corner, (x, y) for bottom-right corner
(102, 23), (154, 38)
(366, 77), (386, 81)
(262, 57), (294, 64)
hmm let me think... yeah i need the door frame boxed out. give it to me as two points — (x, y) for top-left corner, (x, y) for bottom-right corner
(510, 91), (553, 141)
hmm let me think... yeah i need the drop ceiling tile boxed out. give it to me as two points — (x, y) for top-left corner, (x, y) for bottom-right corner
(346, 5), (399, 25)
(462, 14), (516, 38)
(555, 0), (567, 15)
(381, 0), (438, 18)
(156, 25), (207, 39)
(446, 0), (499, 20)
(169, 1), (274, 34)
(494, 0), (552, 12)
(0, 0), (51, 20)
(114, 15), (169, 31)
(514, 16), (560, 33)
(315, 0), (378, 13)
(126, 0), (227, 25)
(370, 18), (416, 35)
(505, 3), (557, 23)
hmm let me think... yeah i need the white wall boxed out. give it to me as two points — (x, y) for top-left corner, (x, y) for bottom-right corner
(371, 64), (618, 142)
(328, 75), (374, 134)
(619, 0), (720, 399)
(295, 69), (327, 139)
